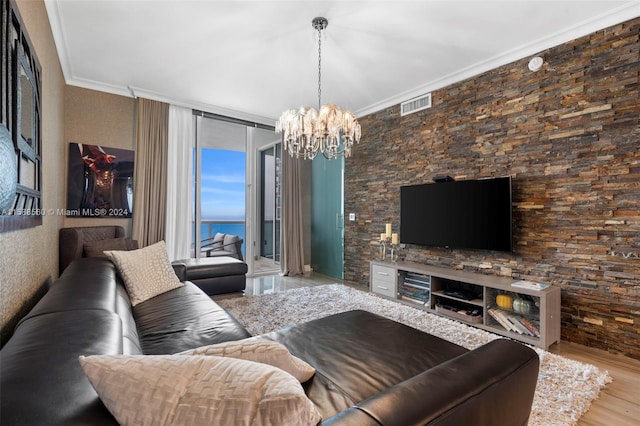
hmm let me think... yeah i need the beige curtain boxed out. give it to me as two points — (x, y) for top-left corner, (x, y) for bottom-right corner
(280, 152), (306, 276)
(132, 98), (169, 247)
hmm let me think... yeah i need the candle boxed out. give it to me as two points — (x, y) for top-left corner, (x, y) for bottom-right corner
(392, 233), (399, 245)
(380, 233), (386, 242)
(385, 223), (392, 238)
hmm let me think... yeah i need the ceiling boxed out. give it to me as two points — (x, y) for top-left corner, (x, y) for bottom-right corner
(45, 1), (640, 126)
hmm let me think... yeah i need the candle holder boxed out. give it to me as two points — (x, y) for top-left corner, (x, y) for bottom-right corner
(379, 240), (387, 261)
(389, 243), (399, 262)
(379, 224), (399, 262)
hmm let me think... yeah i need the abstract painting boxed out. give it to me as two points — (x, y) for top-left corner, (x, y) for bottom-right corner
(66, 143), (134, 217)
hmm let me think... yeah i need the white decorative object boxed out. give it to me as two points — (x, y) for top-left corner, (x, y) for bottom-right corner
(528, 56), (544, 72)
(0, 127), (17, 212)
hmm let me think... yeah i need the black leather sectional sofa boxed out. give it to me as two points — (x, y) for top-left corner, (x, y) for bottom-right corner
(1, 257), (540, 425)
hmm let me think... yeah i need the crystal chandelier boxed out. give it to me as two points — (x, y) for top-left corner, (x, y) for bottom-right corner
(276, 17), (361, 160)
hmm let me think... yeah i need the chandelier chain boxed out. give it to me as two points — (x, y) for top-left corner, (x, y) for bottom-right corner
(317, 25), (322, 109)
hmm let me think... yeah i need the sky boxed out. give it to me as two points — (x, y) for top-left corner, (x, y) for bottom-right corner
(199, 149), (246, 221)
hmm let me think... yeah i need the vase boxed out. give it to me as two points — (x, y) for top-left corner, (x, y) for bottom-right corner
(513, 298), (532, 315)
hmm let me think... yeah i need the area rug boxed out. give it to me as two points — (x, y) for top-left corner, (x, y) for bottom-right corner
(217, 284), (612, 426)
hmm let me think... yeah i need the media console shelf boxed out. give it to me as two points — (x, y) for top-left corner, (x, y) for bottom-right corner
(370, 260), (561, 349)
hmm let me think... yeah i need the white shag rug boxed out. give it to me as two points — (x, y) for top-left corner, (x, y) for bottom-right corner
(217, 284), (612, 426)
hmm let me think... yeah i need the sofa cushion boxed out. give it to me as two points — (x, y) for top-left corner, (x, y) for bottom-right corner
(179, 337), (316, 382)
(15, 258), (142, 356)
(17, 258), (120, 324)
(104, 241), (183, 306)
(0, 311), (125, 426)
(84, 237), (128, 258)
(133, 282), (251, 354)
(179, 256), (247, 280)
(265, 310), (468, 419)
(79, 354), (322, 426)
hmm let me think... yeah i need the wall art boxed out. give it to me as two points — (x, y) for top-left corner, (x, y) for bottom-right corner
(66, 143), (134, 218)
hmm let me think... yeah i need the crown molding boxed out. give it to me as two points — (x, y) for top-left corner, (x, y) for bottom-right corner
(127, 86), (276, 126)
(44, 0), (72, 81)
(355, 2), (640, 118)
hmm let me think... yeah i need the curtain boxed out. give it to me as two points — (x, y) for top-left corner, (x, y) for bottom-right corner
(280, 152), (305, 275)
(132, 98), (169, 247)
(165, 105), (194, 261)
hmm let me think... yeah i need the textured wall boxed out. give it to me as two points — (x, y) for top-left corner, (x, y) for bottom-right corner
(345, 18), (639, 358)
(0, 0), (66, 345)
(63, 86), (135, 234)
(0, 5), (136, 346)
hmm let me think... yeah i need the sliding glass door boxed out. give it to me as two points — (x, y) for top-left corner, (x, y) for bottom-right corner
(259, 144), (281, 263)
(254, 130), (281, 275)
(311, 155), (344, 279)
(193, 114), (278, 275)
(193, 116), (247, 258)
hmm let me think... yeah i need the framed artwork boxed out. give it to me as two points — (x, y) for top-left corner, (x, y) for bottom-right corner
(66, 143), (134, 218)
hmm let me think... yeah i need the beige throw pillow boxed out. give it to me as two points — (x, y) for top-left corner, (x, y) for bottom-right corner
(179, 337), (316, 383)
(79, 354), (322, 426)
(104, 240), (182, 306)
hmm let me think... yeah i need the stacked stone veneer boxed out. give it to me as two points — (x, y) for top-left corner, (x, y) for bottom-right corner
(344, 18), (639, 359)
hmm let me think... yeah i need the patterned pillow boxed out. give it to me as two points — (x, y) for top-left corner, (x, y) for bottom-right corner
(178, 337), (316, 382)
(83, 237), (128, 258)
(104, 241), (183, 306)
(79, 354), (322, 426)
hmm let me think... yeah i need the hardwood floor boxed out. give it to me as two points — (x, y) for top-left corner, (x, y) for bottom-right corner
(550, 341), (640, 425)
(240, 272), (640, 425)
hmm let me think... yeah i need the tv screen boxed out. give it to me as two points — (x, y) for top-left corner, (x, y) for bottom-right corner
(400, 177), (513, 252)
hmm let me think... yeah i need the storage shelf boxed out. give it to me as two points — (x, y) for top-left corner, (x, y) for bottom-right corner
(431, 290), (483, 307)
(436, 305), (482, 324)
(399, 295), (428, 306)
(370, 260), (561, 350)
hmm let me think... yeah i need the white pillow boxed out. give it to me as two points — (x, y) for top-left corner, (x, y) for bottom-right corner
(178, 337), (316, 382)
(79, 354), (322, 426)
(104, 240), (183, 306)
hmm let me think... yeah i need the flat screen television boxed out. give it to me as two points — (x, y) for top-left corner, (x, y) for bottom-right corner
(400, 177), (513, 252)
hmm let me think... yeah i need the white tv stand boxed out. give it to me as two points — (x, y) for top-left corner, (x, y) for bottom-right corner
(370, 260), (561, 349)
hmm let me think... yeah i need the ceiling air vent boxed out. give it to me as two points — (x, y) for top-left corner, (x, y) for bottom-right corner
(401, 93), (432, 116)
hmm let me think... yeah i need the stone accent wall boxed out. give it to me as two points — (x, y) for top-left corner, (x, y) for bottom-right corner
(345, 18), (640, 359)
